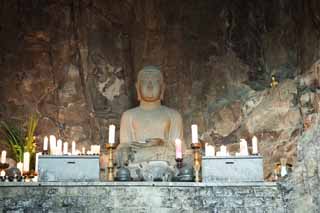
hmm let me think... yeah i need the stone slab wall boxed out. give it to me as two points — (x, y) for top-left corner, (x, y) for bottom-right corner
(0, 182), (284, 213)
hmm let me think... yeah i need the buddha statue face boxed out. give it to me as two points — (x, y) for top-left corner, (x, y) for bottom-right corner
(136, 66), (165, 102)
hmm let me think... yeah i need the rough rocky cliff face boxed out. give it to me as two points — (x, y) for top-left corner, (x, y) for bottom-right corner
(280, 115), (320, 213)
(0, 0), (320, 194)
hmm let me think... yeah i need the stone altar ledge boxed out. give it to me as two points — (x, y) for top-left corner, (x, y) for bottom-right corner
(0, 181), (284, 213)
(0, 181), (276, 187)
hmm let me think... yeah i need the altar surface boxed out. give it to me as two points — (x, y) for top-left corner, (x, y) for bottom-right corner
(0, 181), (285, 213)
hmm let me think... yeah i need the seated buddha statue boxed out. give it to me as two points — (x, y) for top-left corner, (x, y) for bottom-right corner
(117, 65), (185, 180)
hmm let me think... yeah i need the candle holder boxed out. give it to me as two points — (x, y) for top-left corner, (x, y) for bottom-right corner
(175, 158), (183, 169)
(42, 150), (49, 155)
(14, 175), (23, 182)
(105, 143), (119, 181)
(8, 175), (15, 182)
(0, 174), (6, 182)
(0, 163), (9, 170)
(191, 143), (202, 182)
(23, 171), (35, 182)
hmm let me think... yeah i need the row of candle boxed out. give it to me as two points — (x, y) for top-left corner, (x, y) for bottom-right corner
(204, 136), (259, 157)
(42, 124), (115, 155)
(43, 136), (101, 155)
(174, 124), (259, 158)
(1, 124), (115, 177)
(0, 150), (30, 173)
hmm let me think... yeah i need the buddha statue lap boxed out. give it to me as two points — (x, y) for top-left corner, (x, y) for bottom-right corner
(117, 65), (186, 181)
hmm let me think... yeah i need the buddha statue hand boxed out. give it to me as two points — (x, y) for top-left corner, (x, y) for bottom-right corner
(129, 138), (164, 149)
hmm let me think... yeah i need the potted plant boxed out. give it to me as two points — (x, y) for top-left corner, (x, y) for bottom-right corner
(0, 121), (24, 162)
(0, 114), (38, 170)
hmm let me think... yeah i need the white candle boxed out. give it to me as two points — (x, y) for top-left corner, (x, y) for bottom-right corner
(191, 124), (198, 143)
(63, 142), (68, 155)
(1, 150), (6, 164)
(175, 139), (182, 159)
(240, 139), (249, 156)
(220, 145), (227, 156)
(205, 143), (215, 157)
(23, 152), (30, 172)
(252, 136), (258, 155)
(43, 136), (48, 151)
(57, 139), (63, 155)
(92, 145), (99, 154)
(35, 152), (41, 173)
(108, 124), (116, 144)
(97, 145), (100, 155)
(281, 166), (287, 177)
(91, 145), (100, 155)
(49, 135), (57, 155)
(72, 141), (76, 155)
(82, 147), (85, 154)
(17, 162), (23, 173)
(0, 170), (5, 177)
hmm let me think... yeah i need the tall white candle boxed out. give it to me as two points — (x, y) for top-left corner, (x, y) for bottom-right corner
(252, 136), (258, 155)
(108, 124), (116, 144)
(91, 145), (100, 155)
(96, 145), (100, 155)
(240, 139), (249, 156)
(1, 150), (6, 164)
(35, 152), (41, 173)
(205, 143), (215, 157)
(49, 135), (57, 155)
(57, 139), (63, 155)
(17, 162), (23, 173)
(175, 139), (182, 159)
(23, 152), (30, 172)
(191, 124), (198, 143)
(63, 142), (68, 155)
(220, 145), (227, 156)
(72, 141), (76, 155)
(82, 147), (85, 154)
(43, 136), (48, 151)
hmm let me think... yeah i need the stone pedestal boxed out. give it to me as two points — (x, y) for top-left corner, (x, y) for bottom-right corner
(38, 155), (100, 182)
(0, 182), (284, 212)
(202, 156), (264, 182)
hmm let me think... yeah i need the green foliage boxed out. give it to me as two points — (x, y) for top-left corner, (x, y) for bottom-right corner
(0, 121), (24, 162)
(24, 114), (38, 155)
(0, 114), (39, 162)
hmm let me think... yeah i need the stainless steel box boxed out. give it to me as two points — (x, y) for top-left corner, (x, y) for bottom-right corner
(202, 156), (263, 182)
(38, 155), (100, 182)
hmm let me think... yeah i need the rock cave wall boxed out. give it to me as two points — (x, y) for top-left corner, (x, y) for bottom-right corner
(0, 0), (320, 202)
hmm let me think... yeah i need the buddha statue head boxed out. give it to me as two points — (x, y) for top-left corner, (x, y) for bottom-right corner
(136, 66), (165, 103)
